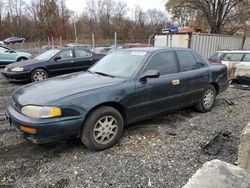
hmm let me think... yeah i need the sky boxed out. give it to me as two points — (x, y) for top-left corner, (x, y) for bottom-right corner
(65, 0), (167, 14)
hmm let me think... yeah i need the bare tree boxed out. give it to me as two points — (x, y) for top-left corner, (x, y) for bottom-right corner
(166, 0), (250, 34)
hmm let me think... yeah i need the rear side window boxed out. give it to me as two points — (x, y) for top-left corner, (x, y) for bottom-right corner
(209, 52), (223, 61)
(75, 49), (92, 58)
(192, 51), (206, 65)
(144, 51), (179, 75)
(176, 51), (199, 72)
(222, 53), (244, 61)
(242, 53), (250, 62)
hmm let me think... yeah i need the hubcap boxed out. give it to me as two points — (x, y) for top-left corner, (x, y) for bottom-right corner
(33, 71), (47, 81)
(203, 90), (214, 108)
(93, 116), (118, 144)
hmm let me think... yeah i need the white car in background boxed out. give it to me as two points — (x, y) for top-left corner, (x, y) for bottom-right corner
(208, 50), (250, 80)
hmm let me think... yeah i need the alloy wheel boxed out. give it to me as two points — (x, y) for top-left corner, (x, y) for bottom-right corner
(33, 71), (47, 81)
(93, 116), (118, 144)
(203, 90), (214, 109)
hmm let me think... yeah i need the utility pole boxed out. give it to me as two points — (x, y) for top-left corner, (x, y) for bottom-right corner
(92, 33), (95, 49)
(74, 20), (78, 44)
(114, 32), (117, 49)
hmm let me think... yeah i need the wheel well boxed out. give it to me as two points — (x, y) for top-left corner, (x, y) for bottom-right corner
(210, 82), (219, 95)
(85, 102), (128, 125)
(31, 68), (49, 75)
(17, 57), (27, 61)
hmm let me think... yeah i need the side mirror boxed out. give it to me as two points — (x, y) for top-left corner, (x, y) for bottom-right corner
(54, 56), (61, 61)
(139, 70), (160, 81)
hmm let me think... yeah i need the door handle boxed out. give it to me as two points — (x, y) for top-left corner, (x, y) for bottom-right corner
(70, 60), (74, 63)
(89, 59), (93, 61)
(172, 80), (180, 85)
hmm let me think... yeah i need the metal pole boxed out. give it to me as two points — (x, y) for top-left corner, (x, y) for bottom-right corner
(48, 37), (50, 48)
(92, 33), (95, 49)
(114, 32), (117, 49)
(148, 33), (156, 47)
(74, 21), (78, 44)
(51, 36), (54, 49)
(60, 36), (62, 47)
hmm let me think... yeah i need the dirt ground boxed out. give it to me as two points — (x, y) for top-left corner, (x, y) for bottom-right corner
(0, 69), (250, 187)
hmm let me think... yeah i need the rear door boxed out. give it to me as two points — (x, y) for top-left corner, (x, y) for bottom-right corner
(135, 51), (181, 119)
(73, 49), (95, 71)
(176, 50), (208, 105)
(235, 53), (250, 76)
(221, 53), (244, 80)
(47, 49), (75, 76)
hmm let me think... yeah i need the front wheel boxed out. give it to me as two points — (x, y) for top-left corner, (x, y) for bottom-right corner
(195, 85), (216, 112)
(81, 106), (124, 151)
(31, 69), (48, 82)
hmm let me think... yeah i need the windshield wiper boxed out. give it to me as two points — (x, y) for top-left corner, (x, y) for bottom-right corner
(86, 69), (94, 74)
(94, 71), (114, 78)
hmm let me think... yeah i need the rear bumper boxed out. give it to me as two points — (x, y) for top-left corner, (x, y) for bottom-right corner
(1, 71), (30, 81)
(6, 102), (83, 143)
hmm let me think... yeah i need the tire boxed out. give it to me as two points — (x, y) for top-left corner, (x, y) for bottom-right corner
(17, 57), (27, 62)
(81, 106), (124, 151)
(195, 85), (216, 112)
(31, 69), (48, 82)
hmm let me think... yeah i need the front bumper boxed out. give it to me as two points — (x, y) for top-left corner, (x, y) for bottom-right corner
(1, 70), (30, 81)
(6, 102), (83, 143)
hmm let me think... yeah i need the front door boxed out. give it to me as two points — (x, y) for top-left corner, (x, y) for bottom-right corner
(47, 49), (75, 76)
(134, 51), (181, 120)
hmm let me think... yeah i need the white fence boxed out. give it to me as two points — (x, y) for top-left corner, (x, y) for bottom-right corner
(154, 33), (250, 58)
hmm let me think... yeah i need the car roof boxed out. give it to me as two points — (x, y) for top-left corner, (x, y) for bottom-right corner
(217, 50), (250, 53)
(60, 47), (92, 50)
(121, 47), (193, 53)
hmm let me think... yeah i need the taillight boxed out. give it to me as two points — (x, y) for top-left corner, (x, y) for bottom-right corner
(211, 59), (222, 64)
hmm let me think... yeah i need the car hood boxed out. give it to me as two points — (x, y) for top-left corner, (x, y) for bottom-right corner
(6, 59), (43, 68)
(12, 72), (126, 106)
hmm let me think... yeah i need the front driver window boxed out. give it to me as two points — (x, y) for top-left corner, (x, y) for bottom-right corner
(144, 51), (179, 76)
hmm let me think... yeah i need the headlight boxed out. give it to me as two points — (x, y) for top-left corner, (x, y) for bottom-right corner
(11, 67), (24, 72)
(21, 105), (61, 118)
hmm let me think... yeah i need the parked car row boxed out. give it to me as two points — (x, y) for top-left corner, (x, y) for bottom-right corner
(1, 47), (104, 81)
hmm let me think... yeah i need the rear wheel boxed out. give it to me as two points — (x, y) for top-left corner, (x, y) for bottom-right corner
(195, 85), (216, 112)
(81, 106), (123, 151)
(31, 69), (48, 82)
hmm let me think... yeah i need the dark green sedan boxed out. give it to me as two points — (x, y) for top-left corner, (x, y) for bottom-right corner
(5, 47), (228, 150)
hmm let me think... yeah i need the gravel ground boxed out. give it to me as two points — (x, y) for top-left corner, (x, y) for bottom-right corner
(0, 69), (250, 187)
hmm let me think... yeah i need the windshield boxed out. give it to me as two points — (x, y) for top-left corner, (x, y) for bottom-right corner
(90, 50), (148, 77)
(35, 49), (60, 60)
